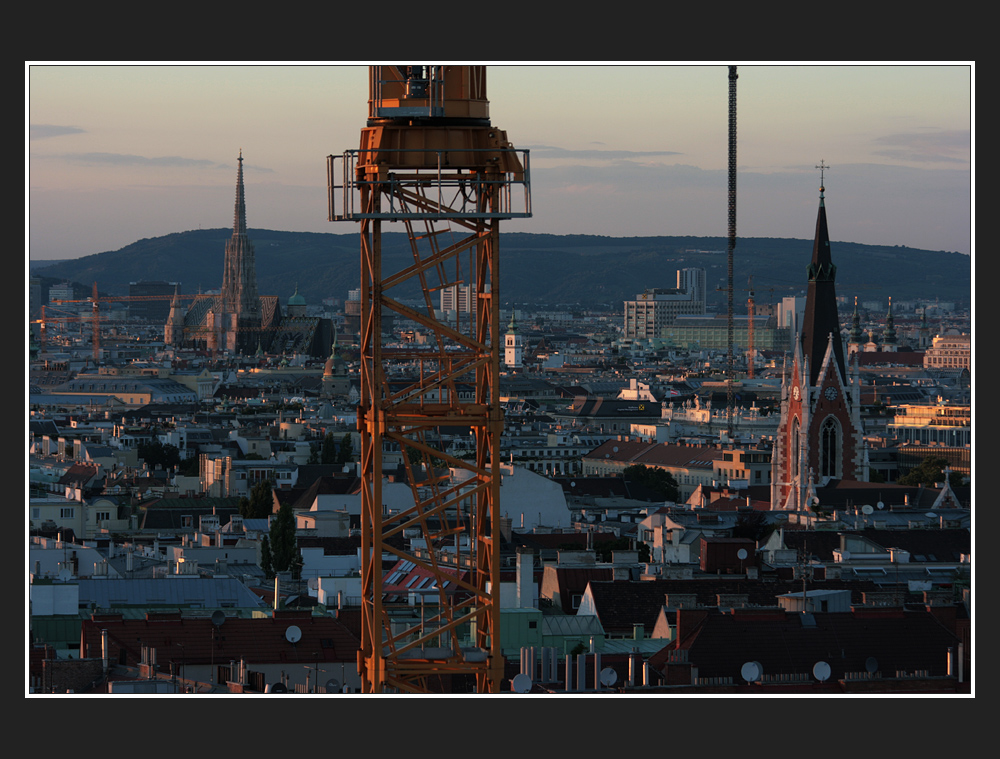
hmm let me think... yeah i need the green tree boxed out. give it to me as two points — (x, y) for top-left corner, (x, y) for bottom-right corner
(137, 438), (182, 470)
(178, 455), (200, 477)
(268, 500), (300, 575)
(336, 432), (354, 467)
(623, 464), (679, 502)
(247, 479), (274, 520)
(898, 456), (963, 487)
(732, 510), (774, 543)
(321, 433), (338, 466)
(260, 535), (274, 580)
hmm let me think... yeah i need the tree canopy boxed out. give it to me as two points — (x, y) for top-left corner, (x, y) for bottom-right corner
(898, 456), (965, 487)
(623, 464), (679, 502)
(268, 500), (302, 579)
(240, 479), (274, 520)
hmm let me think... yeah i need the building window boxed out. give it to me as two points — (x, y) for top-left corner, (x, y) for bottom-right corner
(60, 507), (75, 519)
(820, 416), (841, 480)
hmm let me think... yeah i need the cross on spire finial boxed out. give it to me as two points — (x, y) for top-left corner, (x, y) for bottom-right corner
(815, 160), (830, 191)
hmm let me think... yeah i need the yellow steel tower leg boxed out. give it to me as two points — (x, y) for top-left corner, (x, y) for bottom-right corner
(329, 66), (530, 694)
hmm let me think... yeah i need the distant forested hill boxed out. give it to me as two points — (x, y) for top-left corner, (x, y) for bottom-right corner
(33, 229), (972, 310)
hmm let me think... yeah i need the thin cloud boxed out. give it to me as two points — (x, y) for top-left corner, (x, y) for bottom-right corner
(526, 144), (682, 161)
(59, 153), (227, 170)
(30, 124), (86, 141)
(871, 130), (970, 165)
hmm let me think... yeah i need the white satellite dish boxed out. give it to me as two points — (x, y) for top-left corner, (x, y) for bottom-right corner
(599, 667), (618, 687)
(325, 678), (341, 692)
(861, 504), (874, 515)
(926, 512), (937, 519)
(737, 548), (748, 561)
(511, 673), (532, 693)
(812, 661), (831, 682)
(740, 661), (762, 682)
(285, 625), (302, 643)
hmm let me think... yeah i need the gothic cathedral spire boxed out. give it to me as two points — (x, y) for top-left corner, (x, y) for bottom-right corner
(220, 150), (261, 352)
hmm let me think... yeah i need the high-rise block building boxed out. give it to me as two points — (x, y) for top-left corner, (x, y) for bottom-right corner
(623, 268), (707, 340)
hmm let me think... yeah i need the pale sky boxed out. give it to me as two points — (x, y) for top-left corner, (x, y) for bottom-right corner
(26, 63), (973, 261)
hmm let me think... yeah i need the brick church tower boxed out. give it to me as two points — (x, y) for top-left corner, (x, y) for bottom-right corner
(771, 173), (867, 510)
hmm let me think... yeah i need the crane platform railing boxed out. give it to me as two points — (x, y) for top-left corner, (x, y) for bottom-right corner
(327, 149), (531, 222)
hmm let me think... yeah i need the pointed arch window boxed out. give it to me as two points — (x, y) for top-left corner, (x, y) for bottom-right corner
(820, 416), (842, 480)
(790, 418), (800, 483)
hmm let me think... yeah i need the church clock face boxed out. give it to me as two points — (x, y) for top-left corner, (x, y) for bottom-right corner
(824, 386), (838, 401)
(792, 386), (800, 401)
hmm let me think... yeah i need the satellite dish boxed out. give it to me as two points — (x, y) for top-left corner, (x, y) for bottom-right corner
(737, 548), (748, 561)
(511, 673), (532, 693)
(268, 682), (287, 693)
(285, 625), (302, 643)
(599, 667), (618, 687)
(861, 504), (874, 515)
(926, 512), (937, 519)
(740, 661), (762, 682)
(813, 661), (832, 682)
(840, 550), (851, 562)
(876, 501), (884, 510)
(211, 610), (226, 627)
(325, 678), (341, 692)
(570, 481), (576, 488)
(865, 656), (879, 674)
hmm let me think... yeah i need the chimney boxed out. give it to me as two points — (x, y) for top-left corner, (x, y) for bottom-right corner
(516, 548), (534, 609)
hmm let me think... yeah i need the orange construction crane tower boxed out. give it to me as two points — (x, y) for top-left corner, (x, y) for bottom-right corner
(328, 66), (531, 693)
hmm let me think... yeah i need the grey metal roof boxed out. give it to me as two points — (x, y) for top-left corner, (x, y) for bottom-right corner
(77, 576), (267, 609)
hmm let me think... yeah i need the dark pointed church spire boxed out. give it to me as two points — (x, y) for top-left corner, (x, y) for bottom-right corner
(882, 296), (897, 347)
(234, 149), (248, 235)
(848, 296), (864, 344)
(220, 150), (260, 351)
(799, 163), (846, 387)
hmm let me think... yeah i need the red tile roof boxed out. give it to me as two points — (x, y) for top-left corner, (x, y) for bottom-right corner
(650, 606), (961, 683)
(80, 609), (359, 668)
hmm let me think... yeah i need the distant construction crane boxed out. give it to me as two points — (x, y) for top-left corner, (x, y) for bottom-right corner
(328, 66), (530, 693)
(726, 65), (738, 437)
(46, 282), (199, 362)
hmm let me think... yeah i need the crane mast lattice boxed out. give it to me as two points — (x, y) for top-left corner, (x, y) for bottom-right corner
(328, 66), (530, 694)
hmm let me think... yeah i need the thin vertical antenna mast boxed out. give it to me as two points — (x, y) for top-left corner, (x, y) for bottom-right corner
(726, 66), (738, 438)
